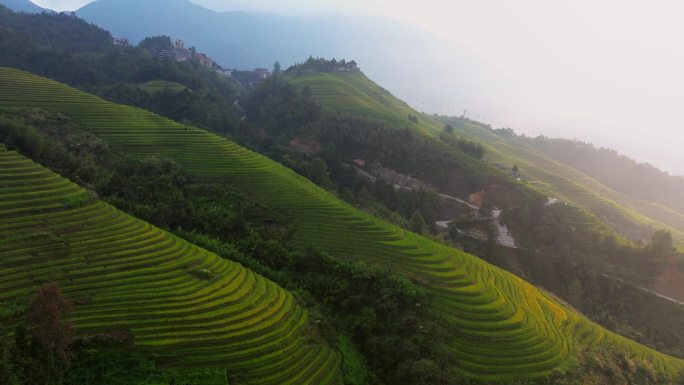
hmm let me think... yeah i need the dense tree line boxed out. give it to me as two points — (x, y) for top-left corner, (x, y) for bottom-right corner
(440, 126), (486, 160)
(304, 116), (490, 197)
(243, 75), (320, 133)
(501, 196), (674, 284)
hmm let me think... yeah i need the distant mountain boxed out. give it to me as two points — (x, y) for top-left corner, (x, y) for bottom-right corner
(76, 0), (507, 116)
(0, 0), (50, 13)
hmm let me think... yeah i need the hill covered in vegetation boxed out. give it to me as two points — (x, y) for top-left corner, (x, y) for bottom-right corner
(0, 142), (340, 384)
(283, 64), (684, 248)
(277, 63), (684, 358)
(1, 67), (683, 384)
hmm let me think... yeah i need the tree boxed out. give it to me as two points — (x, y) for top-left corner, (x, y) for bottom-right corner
(649, 229), (674, 258)
(273, 61), (282, 77)
(357, 186), (374, 204)
(410, 211), (426, 234)
(443, 124), (454, 134)
(340, 187), (355, 203)
(27, 282), (74, 384)
(0, 343), (19, 385)
(309, 158), (332, 188)
(567, 278), (584, 306)
(137, 35), (173, 56)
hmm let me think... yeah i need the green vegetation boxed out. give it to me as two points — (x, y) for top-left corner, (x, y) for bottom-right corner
(2, 68), (682, 383)
(140, 80), (189, 94)
(286, 70), (444, 136)
(0, 141), (340, 384)
(0, 8), (245, 144)
(286, 67), (684, 249)
(527, 136), (684, 241)
(283, 68), (684, 358)
(439, 116), (684, 246)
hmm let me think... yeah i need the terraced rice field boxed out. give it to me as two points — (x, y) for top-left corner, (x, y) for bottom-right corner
(444, 117), (684, 245)
(0, 144), (340, 384)
(1, 67), (683, 381)
(287, 72), (444, 136)
(289, 72), (684, 246)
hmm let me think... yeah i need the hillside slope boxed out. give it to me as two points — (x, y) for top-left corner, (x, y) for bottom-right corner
(443, 116), (684, 245)
(287, 70), (684, 246)
(0, 143), (340, 384)
(287, 71), (443, 136)
(1, 68), (682, 381)
(525, 137), (684, 239)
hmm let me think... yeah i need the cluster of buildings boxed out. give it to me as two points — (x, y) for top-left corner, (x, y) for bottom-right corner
(112, 37), (130, 47)
(110, 37), (294, 87)
(332, 59), (359, 72)
(233, 68), (271, 87)
(158, 40), (192, 63)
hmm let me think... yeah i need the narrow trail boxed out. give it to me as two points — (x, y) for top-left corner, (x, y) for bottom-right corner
(601, 273), (684, 307)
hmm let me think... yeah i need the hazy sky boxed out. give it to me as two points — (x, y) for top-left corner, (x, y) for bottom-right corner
(32, 0), (684, 175)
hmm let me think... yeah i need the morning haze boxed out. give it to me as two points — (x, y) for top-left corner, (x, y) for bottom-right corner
(34, 0), (684, 174)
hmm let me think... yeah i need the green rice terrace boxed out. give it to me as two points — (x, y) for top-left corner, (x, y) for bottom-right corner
(140, 80), (189, 94)
(1, 67), (683, 381)
(0, 146), (341, 384)
(443, 117), (684, 246)
(287, 71), (444, 136)
(287, 70), (684, 246)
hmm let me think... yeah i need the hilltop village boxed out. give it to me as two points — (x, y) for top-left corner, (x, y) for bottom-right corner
(112, 36), (273, 88)
(113, 37), (362, 88)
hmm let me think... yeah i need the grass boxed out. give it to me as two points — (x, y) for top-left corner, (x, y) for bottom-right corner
(0, 67), (683, 381)
(0, 147), (340, 384)
(140, 80), (189, 94)
(287, 71), (444, 136)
